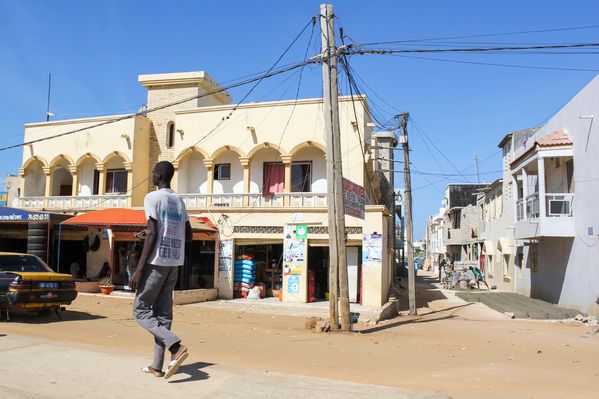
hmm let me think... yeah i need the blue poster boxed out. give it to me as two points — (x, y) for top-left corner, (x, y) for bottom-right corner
(287, 275), (300, 294)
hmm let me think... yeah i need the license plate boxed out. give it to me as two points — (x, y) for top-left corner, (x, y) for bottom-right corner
(39, 282), (59, 289)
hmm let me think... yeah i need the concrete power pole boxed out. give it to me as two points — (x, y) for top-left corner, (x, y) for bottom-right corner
(320, 3), (351, 332)
(474, 154), (480, 184)
(400, 113), (417, 316)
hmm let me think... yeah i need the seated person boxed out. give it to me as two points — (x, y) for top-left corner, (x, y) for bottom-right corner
(98, 262), (111, 279)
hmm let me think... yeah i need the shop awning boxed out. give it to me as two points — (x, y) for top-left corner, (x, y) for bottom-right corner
(62, 208), (146, 227)
(0, 206), (70, 223)
(62, 209), (217, 232)
(189, 216), (218, 232)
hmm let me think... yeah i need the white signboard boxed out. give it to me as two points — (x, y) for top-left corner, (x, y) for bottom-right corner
(343, 178), (366, 219)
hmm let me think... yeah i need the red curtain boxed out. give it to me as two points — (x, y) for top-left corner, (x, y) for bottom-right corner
(263, 163), (284, 196)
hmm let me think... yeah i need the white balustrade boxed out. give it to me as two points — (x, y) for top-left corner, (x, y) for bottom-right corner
(19, 195), (130, 210)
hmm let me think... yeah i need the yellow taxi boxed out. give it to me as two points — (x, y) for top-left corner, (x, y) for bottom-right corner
(0, 252), (77, 316)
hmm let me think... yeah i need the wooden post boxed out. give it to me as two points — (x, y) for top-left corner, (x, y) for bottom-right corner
(321, 3), (350, 331)
(400, 113), (417, 315)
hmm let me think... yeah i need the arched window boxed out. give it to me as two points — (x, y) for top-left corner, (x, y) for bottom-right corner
(166, 122), (175, 148)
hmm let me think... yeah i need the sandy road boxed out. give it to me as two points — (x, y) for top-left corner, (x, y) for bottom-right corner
(2, 272), (598, 399)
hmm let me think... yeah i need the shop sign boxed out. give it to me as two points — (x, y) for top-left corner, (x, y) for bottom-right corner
(287, 275), (300, 294)
(343, 178), (366, 219)
(295, 224), (308, 239)
(218, 239), (234, 279)
(363, 234), (383, 267)
(0, 192), (7, 207)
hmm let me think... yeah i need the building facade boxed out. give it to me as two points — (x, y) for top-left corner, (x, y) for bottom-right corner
(442, 184), (487, 268)
(509, 75), (599, 316)
(16, 70), (397, 307)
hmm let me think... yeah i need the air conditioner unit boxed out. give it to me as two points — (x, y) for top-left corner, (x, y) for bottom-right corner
(548, 199), (570, 216)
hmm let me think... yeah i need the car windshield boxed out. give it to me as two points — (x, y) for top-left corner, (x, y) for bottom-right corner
(0, 255), (52, 273)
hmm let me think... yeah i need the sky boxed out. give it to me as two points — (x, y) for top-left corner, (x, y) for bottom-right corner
(1, 0), (599, 238)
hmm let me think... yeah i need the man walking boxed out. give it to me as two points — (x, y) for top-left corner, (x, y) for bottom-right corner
(130, 161), (192, 379)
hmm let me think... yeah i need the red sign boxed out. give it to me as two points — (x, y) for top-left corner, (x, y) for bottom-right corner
(342, 178), (366, 219)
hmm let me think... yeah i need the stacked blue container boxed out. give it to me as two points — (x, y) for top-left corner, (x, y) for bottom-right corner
(233, 257), (256, 297)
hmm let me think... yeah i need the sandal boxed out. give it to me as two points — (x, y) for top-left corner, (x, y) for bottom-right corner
(141, 366), (165, 378)
(164, 346), (189, 379)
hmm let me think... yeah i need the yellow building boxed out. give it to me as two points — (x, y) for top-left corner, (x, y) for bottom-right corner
(18, 71), (396, 307)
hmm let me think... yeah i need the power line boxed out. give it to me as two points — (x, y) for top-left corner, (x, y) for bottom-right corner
(358, 24), (599, 46)
(344, 42), (599, 56)
(409, 116), (473, 182)
(1, 54), (318, 153)
(389, 54), (599, 72)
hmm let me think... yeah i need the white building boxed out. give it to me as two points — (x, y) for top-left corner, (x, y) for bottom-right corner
(426, 208), (445, 273)
(509, 75), (599, 316)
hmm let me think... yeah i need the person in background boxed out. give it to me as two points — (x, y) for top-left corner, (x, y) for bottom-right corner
(118, 247), (128, 279)
(126, 247), (138, 287)
(129, 161), (192, 379)
(469, 266), (490, 290)
(69, 260), (81, 279)
(98, 262), (111, 279)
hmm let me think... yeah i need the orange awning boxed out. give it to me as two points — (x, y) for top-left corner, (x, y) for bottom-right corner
(62, 209), (218, 233)
(62, 208), (145, 227)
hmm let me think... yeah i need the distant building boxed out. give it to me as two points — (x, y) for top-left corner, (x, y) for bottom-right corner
(442, 184), (487, 267)
(2, 175), (20, 207)
(426, 207), (446, 273)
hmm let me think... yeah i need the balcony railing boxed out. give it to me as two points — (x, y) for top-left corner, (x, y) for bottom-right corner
(525, 192), (540, 219)
(546, 193), (574, 217)
(516, 192), (574, 221)
(516, 198), (524, 221)
(180, 192), (328, 209)
(19, 195), (130, 210)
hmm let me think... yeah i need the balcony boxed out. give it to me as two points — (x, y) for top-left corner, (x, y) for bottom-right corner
(180, 192), (328, 209)
(19, 195), (131, 211)
(514, 192), (574, 239)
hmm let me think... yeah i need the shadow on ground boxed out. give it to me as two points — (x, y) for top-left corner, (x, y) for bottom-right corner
(456, 292), (579, 319)
(3, 309), (106, 324)
(168, 361), (213, 384)
(396, 272), (448, 312)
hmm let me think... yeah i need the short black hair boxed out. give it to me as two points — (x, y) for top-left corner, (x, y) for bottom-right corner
(154, 161), (175, 182)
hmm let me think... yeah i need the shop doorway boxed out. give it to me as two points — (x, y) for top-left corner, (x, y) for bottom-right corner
(56, 239), (88, 278)
(113, 241), (143, 287)
(307, 246), (361, 304)
(235, 243), (283, 297)
(307, 246), (328, 302)
(180, 240), (216, 290)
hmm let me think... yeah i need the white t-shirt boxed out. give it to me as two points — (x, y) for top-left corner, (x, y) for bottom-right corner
(144, 188), (189, 267)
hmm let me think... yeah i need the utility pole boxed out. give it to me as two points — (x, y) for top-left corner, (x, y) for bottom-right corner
(320, 3), (351, 332)
(474, 154), (480, 184)
(400, 112), (416, 315)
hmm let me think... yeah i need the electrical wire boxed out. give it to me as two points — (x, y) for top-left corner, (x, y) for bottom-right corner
(358, 24), (599, 46)
(388, 54), (599, 73)
(0, 59), (319, 153)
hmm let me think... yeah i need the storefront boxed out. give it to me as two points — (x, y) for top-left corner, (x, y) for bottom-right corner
(60, 209), (219, 293)
(0, 206), (70, 268)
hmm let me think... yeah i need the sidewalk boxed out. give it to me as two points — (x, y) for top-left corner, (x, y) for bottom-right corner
(190, 296), (382, 321)
(0, 334), (448, 399)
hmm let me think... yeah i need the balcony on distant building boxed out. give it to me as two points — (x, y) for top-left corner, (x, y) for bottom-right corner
(511, 130), (574, 239)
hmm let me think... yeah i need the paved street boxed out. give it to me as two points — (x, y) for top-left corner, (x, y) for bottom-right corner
(0, 334), (448, 399)
(455, 292), (580, 319)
